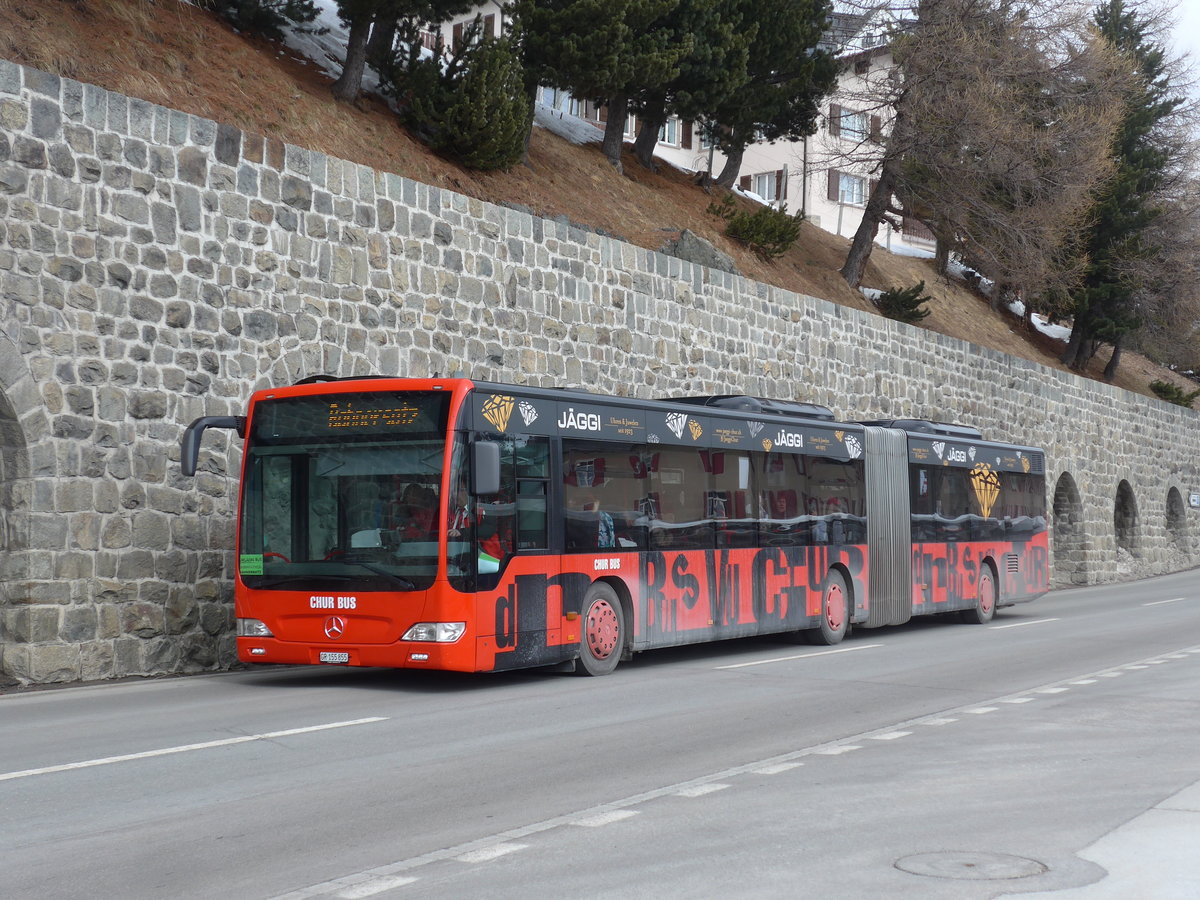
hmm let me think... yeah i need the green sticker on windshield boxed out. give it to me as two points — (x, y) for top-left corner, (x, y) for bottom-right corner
(240, 554), (264, 575)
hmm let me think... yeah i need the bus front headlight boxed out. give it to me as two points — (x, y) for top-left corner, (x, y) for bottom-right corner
(237, 618), (274, 637)
(402, 622), (466, 643)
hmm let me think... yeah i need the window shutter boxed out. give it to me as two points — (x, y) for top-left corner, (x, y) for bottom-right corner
(740, 175), (751, 191)
(776, 170), (785, 201)
(484, 13), (495, 37)
(452, 22), (463, 52)
(682, 121), (693, 150)
(870, 115), (882, 142)
(829, 104), (841, 136)
(597, 103), (608, 123)
(827, 169), (840, 202)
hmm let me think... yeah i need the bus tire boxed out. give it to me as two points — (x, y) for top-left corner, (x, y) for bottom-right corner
(805, 570), (848, 645)
(961, 565), (997, 624)
(576, 582), (625, 676)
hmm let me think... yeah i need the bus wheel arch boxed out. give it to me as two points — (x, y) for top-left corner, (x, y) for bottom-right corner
(961, 560), (998, 624)
(575, 580), (627, 676)
(804, 566), (850, 646)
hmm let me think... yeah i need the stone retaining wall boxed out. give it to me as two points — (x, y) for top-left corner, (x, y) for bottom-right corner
(1, 60), (1197, 683)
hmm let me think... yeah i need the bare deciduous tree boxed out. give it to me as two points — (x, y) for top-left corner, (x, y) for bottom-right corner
(834, 0), (1130, 302)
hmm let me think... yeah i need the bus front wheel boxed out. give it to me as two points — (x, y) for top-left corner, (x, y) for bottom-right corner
(961, 565), (997, 624)
(805, 571), (848, 645)
(576, 582), (625, 676)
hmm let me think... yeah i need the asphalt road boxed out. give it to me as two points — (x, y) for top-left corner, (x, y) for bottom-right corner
(2, 570), (1199, 899)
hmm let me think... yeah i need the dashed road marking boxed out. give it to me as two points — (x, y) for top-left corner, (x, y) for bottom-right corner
(990, 618), (1060, 630)
(966, 707), (999, 714)
(870, 731), (912, 741)
(573, 810), (639, 827)
(753, 762), (803, 775)
(456, 843), (528, 864)
(813, 745), (862, 755)
(676, 783), (730, 797)
(1142, 597), (1185, 606)
(1002, 698), (1035, 704)
(716, 643), (884, 670)
(336, 876), (418, 899)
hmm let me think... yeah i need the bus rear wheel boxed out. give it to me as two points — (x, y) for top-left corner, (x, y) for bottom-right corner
(576, 582), (625, 676)
(805, 570), (848, 645)
(961, 565), (997, 624)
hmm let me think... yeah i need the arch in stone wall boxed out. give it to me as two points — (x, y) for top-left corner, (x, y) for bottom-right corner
(1166, 486), (1188, 550)
(1114, 479), (1140, 556)
(1051, 472), (1087, 585)
(0, 334), (36, 679)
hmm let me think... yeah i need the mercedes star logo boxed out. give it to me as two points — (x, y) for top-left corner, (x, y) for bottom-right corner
(324, 616), (347, 640)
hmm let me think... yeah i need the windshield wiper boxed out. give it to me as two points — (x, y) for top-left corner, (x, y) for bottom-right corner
(342, 557), (417, 591)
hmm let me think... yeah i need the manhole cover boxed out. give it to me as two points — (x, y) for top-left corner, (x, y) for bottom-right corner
(896, 851), (1048, 881)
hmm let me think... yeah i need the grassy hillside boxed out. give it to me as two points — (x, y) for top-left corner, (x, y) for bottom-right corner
(2, 0), (1192, 402)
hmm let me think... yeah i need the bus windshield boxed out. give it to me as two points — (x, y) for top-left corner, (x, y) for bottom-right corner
(238, 392), (450, 592)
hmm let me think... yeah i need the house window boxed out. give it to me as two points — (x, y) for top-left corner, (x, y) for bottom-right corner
(854, 58), (870, 75)
(753, 172), (778, 202)
(658, 117), (680, 146)
(838, 173), (867, 205)
(841, 111), (868, 140)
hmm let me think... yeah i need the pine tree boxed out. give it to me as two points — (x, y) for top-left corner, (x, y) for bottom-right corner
(1060, 0), (1187, 379)
(513, 0), (691, 171)
(707, 0), (837, 188)
(330, 1), (474, 104)
(627, 0), (754, 171)
(404, 33), (534, 170)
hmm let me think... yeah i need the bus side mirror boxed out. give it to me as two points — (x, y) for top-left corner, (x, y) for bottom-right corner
(181, 416), (246, 477)
(472, 441), (501, 496)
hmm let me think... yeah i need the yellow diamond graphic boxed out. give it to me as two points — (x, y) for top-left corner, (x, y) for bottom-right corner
(835, 430), (844, 441)
(970, 463), (1001, 518)
(688, 419), (703, 440)
(762, 438), (773, 452)
(1022, 456), (1031, 474)
(481, 395), (515, 432)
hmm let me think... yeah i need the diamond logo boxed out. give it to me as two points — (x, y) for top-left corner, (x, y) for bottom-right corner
(481, 395), (515, 432)
(748, 421), (764, 437)
(519, 400), (538, 426)
(762, 438), (773, 452)
(970, 462), (1001, 518)
(666, 412), (687, 439)
(688, 420), (703, 440)
(932, 441), (946, 460)
(845, 435), (863, 459)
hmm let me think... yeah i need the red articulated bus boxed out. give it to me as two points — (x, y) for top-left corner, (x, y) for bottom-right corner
(181, 377), (1048, 675)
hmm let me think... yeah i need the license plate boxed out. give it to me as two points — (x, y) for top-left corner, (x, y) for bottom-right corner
(319, 651), (350, 664)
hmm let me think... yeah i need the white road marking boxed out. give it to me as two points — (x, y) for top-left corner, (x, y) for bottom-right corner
(990, 618), (1060, 630)
(869, 731), (911, 741)
(676, 783), (730, 797)
(1125, 665), (1149, 670)
(455, 843), (527, 864)
(1002, 697), (1035, 704)
(336, 876), (418, 899)
(921, 717), (958, 725)
(573, 810), (639, 827)
(1100, 672), (1124, 677)
(1142, 597), (1185, 606)
(813, 745), (861, 755)
(753, 762), (803, 775)
(0, 717), (389, 783)
(1071, 679), (1098, 685)
(966, 707), (998, 714)
(716, 643), (883, 669)
(1037, 687), (1069, 694)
